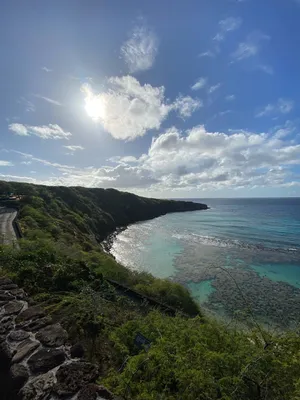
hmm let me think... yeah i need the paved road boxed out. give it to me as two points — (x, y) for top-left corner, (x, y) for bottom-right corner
(0, 207), (18, 245)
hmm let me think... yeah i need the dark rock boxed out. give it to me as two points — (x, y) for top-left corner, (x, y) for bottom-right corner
(36, 323), (68, 347)
(0, 316), (14, 334)
(70, 343), (85, 358)
(0, 293), (14, 301)
(28, 348), (66, 373)
(0, 300), (9, 307)
(19, 370), (55, 400)
(78, 384), (114, 400)
(15, 305), (45, 323)
(54, 362), (99, 396)
(12, 338), (40, 363)
(0, 341), (13, 369)
(17, 315), (52, 332)
(8, 330), (30, 342)
(9, 288), (26, 300)
(0, 284), (18, 290)
(0, 277), (12, 286)
(4, 300), (24, 315)
(10, 363), (29, 391)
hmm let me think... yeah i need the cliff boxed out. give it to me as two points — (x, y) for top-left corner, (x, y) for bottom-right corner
(0, 181), (208, 242)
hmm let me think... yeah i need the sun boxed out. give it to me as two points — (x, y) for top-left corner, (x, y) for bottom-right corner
(85, 96), (105, 121)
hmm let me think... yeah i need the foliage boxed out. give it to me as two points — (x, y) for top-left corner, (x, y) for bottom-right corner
(104, 312), (300, 400)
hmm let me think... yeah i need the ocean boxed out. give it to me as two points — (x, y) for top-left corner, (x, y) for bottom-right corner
(110, 198), (300, 329)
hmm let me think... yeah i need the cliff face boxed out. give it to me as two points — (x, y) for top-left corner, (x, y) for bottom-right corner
(0, 181), (208, 241)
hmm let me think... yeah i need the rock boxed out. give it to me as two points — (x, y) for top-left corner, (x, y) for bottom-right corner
(0, 284), (18, 291)
(0, 317), (14, 334)
(15, 305), (45, 323)
(19, 370), (55, 400)
(54, 362), (99, 396)
(70, 343), (85, 358)
(28, 348), (66, 373)
(10, 363), (29, 391)
(12, 338), (40, 363)
(9, 288), (26, 300)
(0, 293), (14, 301)
(4, 300), (24, 315)
(0, 300), (9, 307)
(36, 323), (68, 347)
(8, 330), (30, 342)
(17, 315), (52, 332)
(78, 384), (114, 400)
(0, 341), (13, 369)
(0, 277), (12, 286)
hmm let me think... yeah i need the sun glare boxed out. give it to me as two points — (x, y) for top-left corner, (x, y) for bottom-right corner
(82, 83), (105, 121)
(85, 96), (105, 121)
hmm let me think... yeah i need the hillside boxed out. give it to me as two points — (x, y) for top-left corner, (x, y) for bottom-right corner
(0, 181), (207, 244)
(0, 181), (300, 400)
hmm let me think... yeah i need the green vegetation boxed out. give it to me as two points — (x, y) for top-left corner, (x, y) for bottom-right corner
(0, 181), (299, 399)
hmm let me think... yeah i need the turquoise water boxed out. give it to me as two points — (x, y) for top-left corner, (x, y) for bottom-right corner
(111, 198), (300, 327)
(187, 280), (215, 303)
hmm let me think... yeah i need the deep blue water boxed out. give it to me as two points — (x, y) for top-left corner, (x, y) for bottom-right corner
(111, 198), (300, 326)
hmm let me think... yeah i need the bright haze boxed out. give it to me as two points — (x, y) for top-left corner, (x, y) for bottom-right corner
(1, 0), (300, 198)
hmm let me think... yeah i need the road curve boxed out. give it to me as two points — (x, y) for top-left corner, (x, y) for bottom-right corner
(0, 207), (18, 245)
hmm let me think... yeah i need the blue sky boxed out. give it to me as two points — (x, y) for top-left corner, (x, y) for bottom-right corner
(1, 0), (300, 198)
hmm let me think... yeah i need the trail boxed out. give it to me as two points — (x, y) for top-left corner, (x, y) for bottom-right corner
(0, 207), (18, 245)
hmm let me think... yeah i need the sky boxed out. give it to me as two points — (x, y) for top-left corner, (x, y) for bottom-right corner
(1, 0), (300, 198)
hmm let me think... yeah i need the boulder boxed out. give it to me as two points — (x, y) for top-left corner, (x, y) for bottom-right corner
(8, 330), (30, 342)
(10, 363), (29, 391)
(19, 370), (55, 400)
(0, 284), (18, 291)
(28, 348), (66, 373)
(0, 316), (14, 335)
(70, 343), (85, 358)
(0, 293), (14, 301)
(17, 315), (52, 332)
(9, 288), (26, 300)
(15, 305), (45, 323)
(12, 338), (40, 363)
(4, 300), (24, 315)
(0, 277), (12, 286)
(54, 362), (99, 396)
(36, 323), (68, 347)
(0, 340), (13, 369)
(78, 384), (114, 400)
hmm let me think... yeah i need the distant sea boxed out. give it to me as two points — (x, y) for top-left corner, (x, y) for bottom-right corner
(111, 198), (300, 328)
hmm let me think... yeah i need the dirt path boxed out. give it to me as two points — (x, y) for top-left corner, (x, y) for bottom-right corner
(0, 207), (18, 245)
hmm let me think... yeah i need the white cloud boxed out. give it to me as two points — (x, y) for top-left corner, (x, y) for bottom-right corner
(8, 122), (300, 192)
(9, 123), (71, 140)
(19, 97), (35, 112)
(198, 51), (215, 58)
(208, 83), (221, 94)
(64, 145), (84, 151)
(42, 67), (52, 72)
(34, 94), (62, 106)
(172, 95), (202, 118)
(225, 94), (236, 101)
(256, 99), (294, 118)
(121, 21), (158, 73)
(81, 76), (201, 140)
(0, 161), (13, 167)
(213, 17), (242, 41)
(191, 77), (207, 91)
(231, 32), (270, 62)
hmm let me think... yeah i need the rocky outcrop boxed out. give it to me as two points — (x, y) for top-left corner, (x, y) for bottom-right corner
(0, 276), (119, 400)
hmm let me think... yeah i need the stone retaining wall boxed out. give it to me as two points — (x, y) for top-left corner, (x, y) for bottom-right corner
(0, 276), (118, 400)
